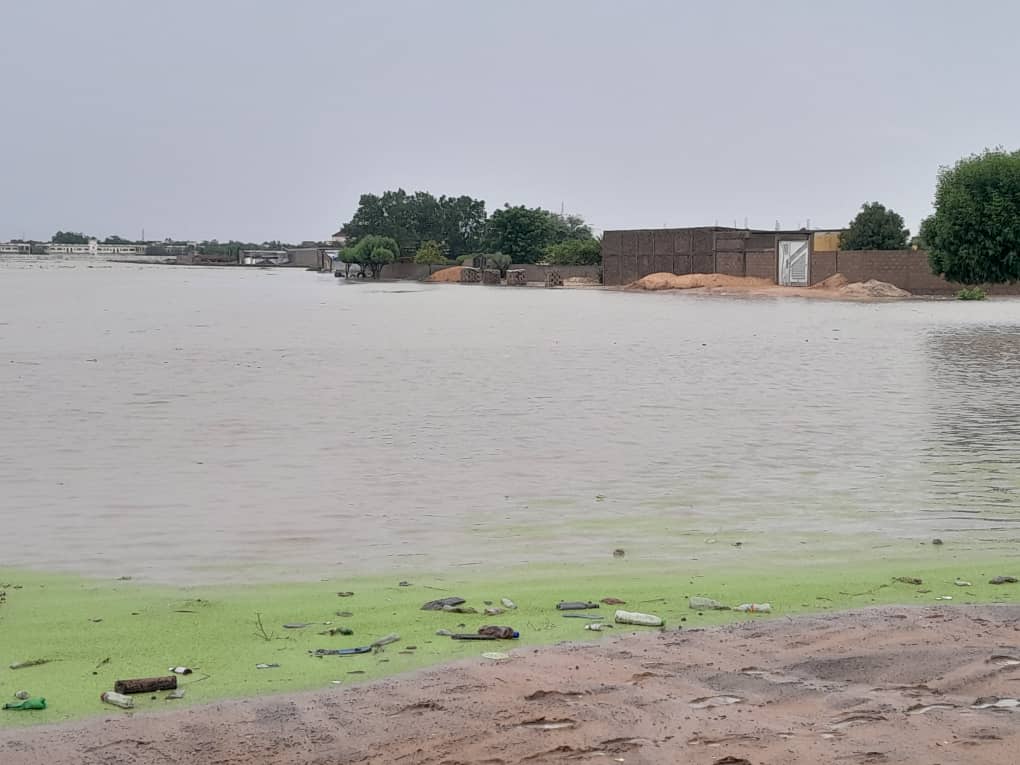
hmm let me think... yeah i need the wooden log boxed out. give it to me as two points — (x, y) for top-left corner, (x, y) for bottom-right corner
(114, 675), (178, 694)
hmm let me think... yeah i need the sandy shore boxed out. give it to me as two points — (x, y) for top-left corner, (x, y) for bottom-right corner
(3, 605), (1019, 764)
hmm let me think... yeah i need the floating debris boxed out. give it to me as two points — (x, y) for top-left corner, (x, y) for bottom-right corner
(893, 577), (923, 585)
(689, 596), (729, 611)
(421, 597), (465, 611)
(907, 703), (956, 715)
(690, 695), (743, 709)
(972, 696), (1020, 709)
(500, 598), (517, 610)
(954, 579), (972, 587)
(319, 626), (354, 636)
(990, 576), (1018, 585)
(989, 655), (1020, 667)
(556, 601), (599, 611)
(519, 718), (576, 730)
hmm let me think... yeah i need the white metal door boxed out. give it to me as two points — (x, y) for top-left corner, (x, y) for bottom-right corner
(778, 240), (809, 286)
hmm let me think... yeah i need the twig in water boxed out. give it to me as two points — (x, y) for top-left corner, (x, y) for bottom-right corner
(254, 612), (275, 642)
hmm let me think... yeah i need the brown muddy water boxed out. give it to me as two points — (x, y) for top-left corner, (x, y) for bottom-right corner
(2, 262), (1020, 583)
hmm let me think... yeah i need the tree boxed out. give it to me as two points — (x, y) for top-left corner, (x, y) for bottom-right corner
(548, 213), (594, 242)
(340, 190), (487, 260)
(924, 149), (1020, 285)
(103, 235), (130, 244)
(482, 252), (512, 278)
(340, 234), (400, 279)
(546, 238), (601, 265)
(839, 203), (909, 250)
(51, 231), (90, 244)
(414, 240), (448, 273)
(485, 206), (598, 263)
(484, 205), (555, 263)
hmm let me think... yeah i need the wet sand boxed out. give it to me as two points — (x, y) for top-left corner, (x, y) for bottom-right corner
(4, 605), (1020, 764)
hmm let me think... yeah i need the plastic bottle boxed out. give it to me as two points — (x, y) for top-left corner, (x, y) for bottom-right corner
(614, 609), (664, 627)
(101, 691), (134, 709)
(3, 697), (46, 711)
(584, 623), (613, 631)
(734, 603), (771, 613)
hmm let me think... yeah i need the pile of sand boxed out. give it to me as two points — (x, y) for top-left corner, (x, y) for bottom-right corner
(837, 279), (911, 298)
(425, 266), (463, 283)
(626, 272), (775, 291)
(811, 273), (850, 290)
(626, 271), (911, 299)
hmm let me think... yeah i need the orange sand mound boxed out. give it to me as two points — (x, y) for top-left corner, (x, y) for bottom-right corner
(626, 273), (775, 291)
(837, 279), (911, 298)
(425, 266), (463, 283)
(811, 273), (850, 290)
(626, 272), (911, 299)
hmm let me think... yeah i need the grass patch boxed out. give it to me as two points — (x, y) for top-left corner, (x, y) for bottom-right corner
(956, 286), (988, 300)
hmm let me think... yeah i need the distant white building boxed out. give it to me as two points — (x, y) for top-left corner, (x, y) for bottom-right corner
(241, 250), (289, 265)
(44, 239), (147, 256)
(330, 230), (348, 246)
(0, 242), (32, 254)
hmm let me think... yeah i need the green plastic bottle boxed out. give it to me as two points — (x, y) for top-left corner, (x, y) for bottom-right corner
(3, 697), (46, 710)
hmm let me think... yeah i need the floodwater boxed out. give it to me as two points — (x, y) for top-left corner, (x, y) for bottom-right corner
(2, 261), (1020, 583)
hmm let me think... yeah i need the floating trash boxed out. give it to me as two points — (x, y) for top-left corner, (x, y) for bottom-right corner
(690, 695), (743, 709)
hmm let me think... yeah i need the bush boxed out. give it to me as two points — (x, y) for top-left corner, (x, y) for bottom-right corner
(545, 238), (601, 265)
(925, 149), (1020, 286)
(956, 286), (987, 300)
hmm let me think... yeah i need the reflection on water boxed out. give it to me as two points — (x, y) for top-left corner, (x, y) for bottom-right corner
(924, 327), (1020, 532)
(1, 261), (1020, 582)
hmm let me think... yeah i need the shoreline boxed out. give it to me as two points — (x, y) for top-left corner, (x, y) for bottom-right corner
(2, 557), (1018, 729)
(3, 604), (1019, 763)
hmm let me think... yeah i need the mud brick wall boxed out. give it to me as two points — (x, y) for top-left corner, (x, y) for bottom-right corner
(602, 229), (1020, 293)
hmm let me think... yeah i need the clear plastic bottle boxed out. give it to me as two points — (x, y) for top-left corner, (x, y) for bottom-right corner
(734, 603), (771, 613)
(101, 691), (134, 709)
(614, 609), (664, 627)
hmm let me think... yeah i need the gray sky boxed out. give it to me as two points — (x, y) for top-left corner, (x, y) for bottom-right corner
(2, 0), (1017, 243)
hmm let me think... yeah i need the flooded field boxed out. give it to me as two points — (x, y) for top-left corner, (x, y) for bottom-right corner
(2, 261), (1019, 582)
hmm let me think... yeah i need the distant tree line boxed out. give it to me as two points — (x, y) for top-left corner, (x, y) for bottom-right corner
(337, 189), (601, 278)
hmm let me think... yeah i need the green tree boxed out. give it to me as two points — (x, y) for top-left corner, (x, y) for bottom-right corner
(839, 202), (909, 250)
(545, 238), (601, 265)
(484, 205), (555, 263)
(340, 190), (486, 260)
(341, 234), (400, 279)
(103, 235), (131, 244)
(548, 213), (594, 242)
(924, 149), (1020, 285)
(482, 252), (512, 278)
(485, 206), (598, 263)
(414, 240), (448, 273)
(51, 231), (90, 244)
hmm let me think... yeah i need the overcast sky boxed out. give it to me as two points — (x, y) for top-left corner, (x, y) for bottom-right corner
(2, 1), (1017, 243)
